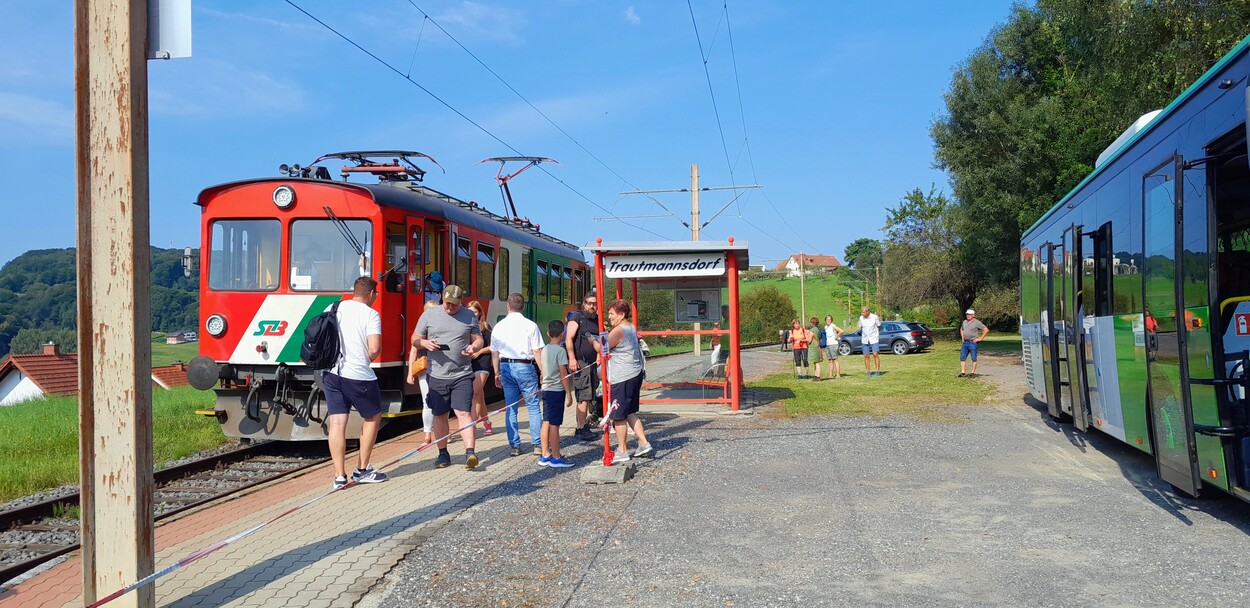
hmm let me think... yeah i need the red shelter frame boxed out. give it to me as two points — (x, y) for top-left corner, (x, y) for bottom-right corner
(584, 238), (749, 420)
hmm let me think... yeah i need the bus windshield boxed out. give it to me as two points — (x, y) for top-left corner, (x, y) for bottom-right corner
(208, 220), (281, 291)
(290, 219), (372, 292)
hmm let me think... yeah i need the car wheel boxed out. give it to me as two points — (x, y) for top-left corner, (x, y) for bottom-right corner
(891, 340), (909, 356)
(838, 341), (851, 356)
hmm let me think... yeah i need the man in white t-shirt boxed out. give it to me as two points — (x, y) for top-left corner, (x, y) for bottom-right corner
(324, 276), (387, 490)
(858, 306), (882, 377)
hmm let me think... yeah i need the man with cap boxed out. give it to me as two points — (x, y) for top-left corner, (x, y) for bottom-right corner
(959, 309), (990, 378)
(565, 292), (602, 441)
(491, 293), (546, 456)
(412, 284), (484, 469)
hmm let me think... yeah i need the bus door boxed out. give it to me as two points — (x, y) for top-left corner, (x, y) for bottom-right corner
(1043, 242), (1066, 419)
(1067, 225), (1092, 431)
(1143, 157), (1202, 496)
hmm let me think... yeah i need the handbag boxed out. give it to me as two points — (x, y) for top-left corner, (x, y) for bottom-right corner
(409, 355), (428, 376)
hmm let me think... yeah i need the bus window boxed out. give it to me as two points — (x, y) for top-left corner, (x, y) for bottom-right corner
(537, 260), (548, 300)
(454, 236), (472, 294)
(209, 219), (281, 291)
(562, 266), (573, 305)
(477, 242), (496, 300)
(498, 247), (510, 300)
(289, 219), (372, 292)
(550, 264), (562, 303)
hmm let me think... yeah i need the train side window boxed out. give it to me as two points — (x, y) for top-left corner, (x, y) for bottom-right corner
(562, 266), (572, 305)
(550, 264), (562, 303)
(454, 236), (472, 295)
(384, 223), (405, 293)
(536, 259), (548, 300)
(574, 268), (587, 302)
(477, 242), (496, 300)
(522, 251), (532, 300)
(498, 248), (510, 300)
(409, 226), (423, 294)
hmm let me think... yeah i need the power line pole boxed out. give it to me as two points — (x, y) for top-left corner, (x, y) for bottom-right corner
(800, 253), (807, 327)
(692, 164), (700, 356)
(875, 266), (882, 314)
(76, 1), (154, 606)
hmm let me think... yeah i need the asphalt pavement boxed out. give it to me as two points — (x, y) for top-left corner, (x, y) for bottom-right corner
(361, 352), (1250, 608)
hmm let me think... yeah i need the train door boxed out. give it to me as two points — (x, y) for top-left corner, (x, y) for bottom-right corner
(1142, 157), (1202, 496)
(1067, 225), (1091, 431)
(1043, 242), (1067, 419)
(424, 219), (446, 295)
(406, 215), (426, 307)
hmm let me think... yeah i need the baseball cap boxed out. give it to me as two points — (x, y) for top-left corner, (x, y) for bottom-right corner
(965, 309), (975, 315)
(442, 285), (465, 304)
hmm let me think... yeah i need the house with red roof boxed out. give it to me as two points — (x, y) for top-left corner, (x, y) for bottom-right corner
(0, 343), (191, 406)
(777, 254), (842, 277)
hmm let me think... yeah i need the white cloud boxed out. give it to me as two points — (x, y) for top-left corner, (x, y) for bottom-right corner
(625, 6), (641, 26)
(0, 92), (73, 142)
(196, 6), (326, 35)
(431, 1), (527, 46)
(149, 60), (307, 117)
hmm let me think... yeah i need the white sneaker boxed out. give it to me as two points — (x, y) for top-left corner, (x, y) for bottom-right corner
(633, 443), (654, 458)
(612, 450), (631, 464)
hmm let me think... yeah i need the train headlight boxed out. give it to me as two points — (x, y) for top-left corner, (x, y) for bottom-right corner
(272, 185), (296, 209)
(206, 314), (228, 337)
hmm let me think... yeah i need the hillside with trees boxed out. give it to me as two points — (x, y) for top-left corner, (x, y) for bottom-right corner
(0, 247), (199, 357)
(880, 1), (1250, 329)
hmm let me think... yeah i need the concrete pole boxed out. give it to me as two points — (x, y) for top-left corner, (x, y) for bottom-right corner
(691, 164), (702, 357)
(75, 1), (154, 606)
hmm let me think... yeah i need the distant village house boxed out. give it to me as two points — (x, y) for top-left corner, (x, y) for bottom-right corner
(773, 254), (842, 277)
(0, 343), (192, 406)
(165, 330), (199, 344)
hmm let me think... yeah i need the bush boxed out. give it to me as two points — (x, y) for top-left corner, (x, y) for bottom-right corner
(739, 285), (796, 343)
(970, 283), (1020, 332)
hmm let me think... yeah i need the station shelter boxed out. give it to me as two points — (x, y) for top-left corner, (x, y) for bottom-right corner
(582, 238), (750, 413)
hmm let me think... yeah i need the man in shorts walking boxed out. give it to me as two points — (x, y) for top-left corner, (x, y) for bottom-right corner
(325, 276), (388, 490)
(412, 285), (484, 469)
(858, 306), (882, 376)
(959, 309), (990, 377)
(565, 292), (602, 441)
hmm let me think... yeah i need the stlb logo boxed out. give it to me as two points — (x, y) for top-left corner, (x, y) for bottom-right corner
(252, 320), (289, 337)
(1236, 313), (1250, 336)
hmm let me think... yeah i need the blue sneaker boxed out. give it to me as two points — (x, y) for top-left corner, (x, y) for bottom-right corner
(548, 457), (574, 468)
(434, 451), (451, 469)
(352, 466), (388, 484)
(332, 476), (348, 490)
(537, 455), (551, 467)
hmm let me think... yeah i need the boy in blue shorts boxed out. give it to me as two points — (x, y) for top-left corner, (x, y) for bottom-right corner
(539, 320), (574, 468)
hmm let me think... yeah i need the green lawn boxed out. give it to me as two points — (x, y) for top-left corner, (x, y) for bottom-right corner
(756, 334), (1017, 420)
(151, 341), (200, 366)
(0, 386), (225, 502)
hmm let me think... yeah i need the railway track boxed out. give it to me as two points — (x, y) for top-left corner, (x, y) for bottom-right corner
(0, 441), (331, 587)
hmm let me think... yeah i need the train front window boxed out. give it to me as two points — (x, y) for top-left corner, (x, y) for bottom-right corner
(208, 220), (281, 291)
(290, 219), (372, 292)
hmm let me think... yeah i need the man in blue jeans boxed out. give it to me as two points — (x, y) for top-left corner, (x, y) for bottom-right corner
(959, 309), (990, 378)
(491, 293), (546, 456)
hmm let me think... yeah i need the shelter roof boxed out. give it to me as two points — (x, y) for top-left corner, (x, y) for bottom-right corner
(580, 240), (749, 268)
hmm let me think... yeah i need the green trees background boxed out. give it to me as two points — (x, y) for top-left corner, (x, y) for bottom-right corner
(882, 0), (1250, 329)
(0, 247), (199, 356)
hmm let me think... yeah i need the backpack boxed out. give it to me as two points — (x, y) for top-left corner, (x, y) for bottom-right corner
(818, 328), (828, 348)
(300, 301), (342, 370)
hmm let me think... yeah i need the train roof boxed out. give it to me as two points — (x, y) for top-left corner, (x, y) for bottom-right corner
(197, 177), (585, 261)
(1023, 33), (1250, 238)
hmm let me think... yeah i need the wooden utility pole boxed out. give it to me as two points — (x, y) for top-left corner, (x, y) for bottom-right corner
(799, 253), (807, 326)
(875, 266), (882, 313)
(76, 1), (154, 606)
(691, 164), (701, 357)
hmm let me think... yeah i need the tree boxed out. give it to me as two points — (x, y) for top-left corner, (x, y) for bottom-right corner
(843, 238), (884, 270)
(880, 187), (982, 315)
(9, 328), (78, 354)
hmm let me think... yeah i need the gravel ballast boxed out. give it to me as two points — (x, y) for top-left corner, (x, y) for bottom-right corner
(362, 353), (1250, 607)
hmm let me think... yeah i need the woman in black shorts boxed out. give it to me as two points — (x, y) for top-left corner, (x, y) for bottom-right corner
(466, 300), (494, 435)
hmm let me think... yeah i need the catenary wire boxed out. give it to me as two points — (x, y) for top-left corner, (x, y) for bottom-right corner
(283, 0), (670, 240)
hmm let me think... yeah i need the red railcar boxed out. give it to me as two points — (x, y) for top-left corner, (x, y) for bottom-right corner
(187, 152), (588, 440)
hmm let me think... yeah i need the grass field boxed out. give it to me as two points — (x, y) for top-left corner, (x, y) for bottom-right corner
(0, 386), (224, 502)
(151, 341), (200, 366)
(756, 333), (1021, 420)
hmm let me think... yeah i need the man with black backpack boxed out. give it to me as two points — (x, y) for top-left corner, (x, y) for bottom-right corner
(321, 276), (387, 490)
(565, 292), (602, 441)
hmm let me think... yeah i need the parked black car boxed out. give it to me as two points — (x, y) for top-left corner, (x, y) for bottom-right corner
(838, 321), (934, 356)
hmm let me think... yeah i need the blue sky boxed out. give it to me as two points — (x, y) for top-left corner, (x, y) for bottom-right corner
(0, 1), (1015, 269)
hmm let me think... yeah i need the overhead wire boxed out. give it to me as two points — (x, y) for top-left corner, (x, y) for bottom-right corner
(403, 1), (685, 231)
(283, 0), (671, 240)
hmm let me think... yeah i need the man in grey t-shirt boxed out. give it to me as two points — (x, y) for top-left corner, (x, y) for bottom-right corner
(412, 285), (483, 469)
(959, 309), (990, 378)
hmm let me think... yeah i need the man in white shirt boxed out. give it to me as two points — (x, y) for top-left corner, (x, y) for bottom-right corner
(324, 276), (387, 490)
(858, 306), (883, 377)
(490, 293), (546, 457)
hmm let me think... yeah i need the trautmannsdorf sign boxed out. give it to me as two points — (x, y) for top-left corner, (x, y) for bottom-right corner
(603, 253), (726, 278)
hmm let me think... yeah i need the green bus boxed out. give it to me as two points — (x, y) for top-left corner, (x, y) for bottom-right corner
(1021, 35), (1250, 500)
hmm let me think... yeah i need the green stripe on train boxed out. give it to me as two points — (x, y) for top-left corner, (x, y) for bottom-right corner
(277, 295), (346, 363)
